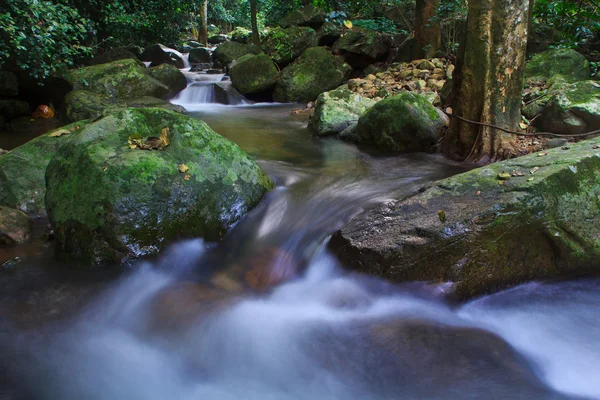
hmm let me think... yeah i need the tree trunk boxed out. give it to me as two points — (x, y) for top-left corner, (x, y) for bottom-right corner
(199, 0), (208, 47)
(250, 0), (261, 47)
(441, 0), (529, 163)
(413, 0), (441, 59)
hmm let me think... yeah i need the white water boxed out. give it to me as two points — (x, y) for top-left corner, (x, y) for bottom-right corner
(171, 72), (249, 108)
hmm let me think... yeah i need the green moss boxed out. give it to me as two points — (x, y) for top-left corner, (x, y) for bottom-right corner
(262, 26), (318, 66)
(525, 48), (590, 83)
(230, 54), (279, 95)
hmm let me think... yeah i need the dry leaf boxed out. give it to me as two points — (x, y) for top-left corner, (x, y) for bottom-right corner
(511, 170), (525, 177)
(184, 174), (191, 181)
(530, 167), (540, 174)
(178, 163), (189, 173)
(538, 152), (548, 157)
(160, 127), (171, 148)
(127, 134), (144, 149)
(519, 122), (528, 130)
(49, 129), (70, 137)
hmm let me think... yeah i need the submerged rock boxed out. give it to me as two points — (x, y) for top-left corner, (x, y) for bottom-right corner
(331, 139), (600, 299)
(230, 54), (279, 95)
(525, 48), (590, 83)
(0, 206), (33, 245)
(0, 121), (88, 215)
(273, 47), (351, 103)
(212, 41), (262, 68)
(261, 26), (319, 67)
(45, 108), (274, 267)
(333, 30), (393, 68)
(343, 92), (448, 152)
(146, 64), (188, 96)
(309, 86), (376, 136)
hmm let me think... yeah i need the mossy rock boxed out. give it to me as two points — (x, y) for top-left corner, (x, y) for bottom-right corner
(0, 71), (18, 97)
(525, 48), (590, 83)
(146, 64), (188, 95)
(90, 48), (145, 67)
(317, 21), (341, 46)
(189, 47), (212, 64)
(230, 54), (279, 95)
(124, 96), (186, 113)
(45, 108), (274, 267)
(262, 26), (318, 67)
(212, 42), (262, 68)
(209, 34), (230, 45)
(309, 86), (376, 136)
(273, 47), (351, 103)
(280, 5), (326, 29)
(348, 92), (448, 152)
(332, 30), (393, 68)
(0, 121), (89, 215)
(0, 206), (33, 245)
(230, 27), (252, 44)
(140, 44), (185, 68)
(0, 99), (30, 121)
(331, 138), (600, 300)
(60, 58), (170, 100)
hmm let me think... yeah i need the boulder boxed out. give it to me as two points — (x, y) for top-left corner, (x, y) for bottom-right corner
(0, 206), (33, 246)
(230, 54), (279, 95)
(0, 71), (18, 97)
(181, 41), (205, 52)
(333, 30), (394, 68)
(140, 44), (185, 68)
(146, 64), (188, 95)
(345, 92), (448, 152)
(273, 47), (352, 103)
(331, 138), (600, 300)
(317, 21), (342, 46)
(0, 121), (89, 215)
(0, 99), (30, 121)
(525, 48), (590, 83)
(309, 86), (376, 136)
(89, 48), (145, 67)
(60, 58), (170, 100)
(261, 26), (319, 67)
(208, 34), (230, 45)
(212, 41), (262, 68)
(45, 108), (274, 267)
(189, 47), (212, 64)
(230, 27), (252, 44)
(280, 5), (326, 29)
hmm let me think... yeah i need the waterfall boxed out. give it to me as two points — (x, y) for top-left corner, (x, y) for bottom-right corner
(171, 72), (251, 108)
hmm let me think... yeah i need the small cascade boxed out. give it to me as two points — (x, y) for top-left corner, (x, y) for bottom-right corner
(161, 46), (191, 70)
(171, 72), (251, 108)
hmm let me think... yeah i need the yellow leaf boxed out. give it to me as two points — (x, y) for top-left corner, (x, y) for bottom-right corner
(438, 210), (446, 223)
(49, 129), (71, 137)
(178, 163), (189, 173)
(343, 20), (353, 29)
(184, 174), (191, 181)
(128, 134), (144, 149)
(519, 122), (528, 130)
(160, 127), (171, 148)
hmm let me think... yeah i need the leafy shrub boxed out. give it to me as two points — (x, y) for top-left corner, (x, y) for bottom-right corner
(352, 18), (399, 34)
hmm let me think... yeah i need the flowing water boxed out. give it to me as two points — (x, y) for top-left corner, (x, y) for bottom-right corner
(1, 78), (600, 400)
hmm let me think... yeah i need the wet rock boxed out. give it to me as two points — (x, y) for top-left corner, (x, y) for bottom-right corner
(0, 121), (89, 215)
(309, 86), (376, 137)
(273, 47), (351, 103)
(281, 4), (326, 29)
(230, 54), (279, 95)
(0, 100), (30, 121)
(140, 44), (185, 68)
(189, 47), (212, 64)
(60, 59), (170, 100)
(0, 71), (18, 97)
(262, 26), (319, 67)
(181, 41), (204, 52)
(89, 48), (145, 67)
(333, 30), (393, 68)
(208, 34), (230, 45)
(45, 108), (274, 267)
(0, 206), (33, 246)
(317, 21), (341, 46)
(212, 41), (262, 68)
(63, 90), (126, 122)
(146, 64), (188, 95)
(525, 48), (590, 83)
(544, 138), (569, 149)
(344, 92), (448, 152)
(331, 138), (600, 299)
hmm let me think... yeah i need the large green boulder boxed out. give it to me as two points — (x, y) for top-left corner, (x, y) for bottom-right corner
(60, 58), (170, 99)
(213, 42), (262, 68)
(230, 27), (252, 44)
(146, 63), (188, 95)
(331, 138), (600, 300)
(309, 86), (376, 136)
(280, 5), (326, 29)
(0, 121), (88, 215)
(333, 30), (393, 68)
(230, 54), (279, 95)
(189, 47), (212, 64)
(317, 21), (341, 46)
(0, 99), (30, 121)
(45, 108), (274, 267)
(346, 92), (448, 152)
(273, 47), (351, 103)
(261, 26), (318, 67)
(0, 206), (33, 245)
(0, 71), (18, 97)
(525, 48), (590, 83)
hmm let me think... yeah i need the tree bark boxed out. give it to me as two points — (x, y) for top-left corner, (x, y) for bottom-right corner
(199, 0), (208, 47)
(250, 0), (261, 47)
(441, 0), (529, 163)
(413, 0), (441, 59)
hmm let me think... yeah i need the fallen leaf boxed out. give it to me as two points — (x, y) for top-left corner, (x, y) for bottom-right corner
(438, 210), (446, 223)
(497, 171), (511, 180)
(519, 122), (528, 130)
(528, 178), (535, 182)
(49, 129), (71, 137)
(530, 167), (539, 174)
(160, 127), (171, 148)
(511, 170), (524, 177)
(537, 152), (548, 157)
(103, 166), (108, 172)
(184, 174), (190, 181)
(128, 134), (144, 149)
(178, 163), (189, 173)
(476, 191), (481, 196)
(343, 20), (353, 29)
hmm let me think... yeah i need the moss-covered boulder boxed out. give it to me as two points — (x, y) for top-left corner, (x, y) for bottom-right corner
(261, 26), (318, 67)
(189, 47), (212, 64)
(45, 108), (274, 267)
(209, 34), (230, 45)
(230, 27), (252, 44)
(317, 22), (341, 46)
(212, 41), (262, 68)
(333, 30), (393, 68)
(309, 86), (376, 136)
(525, 48), (590, 83)
(140, 44), (185, 68)
(273, 47), (351, 103)
(0, 206), (33, 245)
(280, 5), (326, 29)
(61, 58), (170, 99)
(0, 99), (30, 121)
(146, 64), (188, 95)
(345, 92), (448, 152)
(331, 139), (600, 300)
(230, 54), (279, 95)
(0, 71), (18, 97)
(90, 48), (145, 67)
(0, 121), (88, 215)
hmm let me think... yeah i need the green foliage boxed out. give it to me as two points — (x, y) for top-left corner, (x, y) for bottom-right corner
(0, 0), (93, 80)
(533, 0), (600, 48)
(352, 18), (399, 34)
(433, 0), (467, 56)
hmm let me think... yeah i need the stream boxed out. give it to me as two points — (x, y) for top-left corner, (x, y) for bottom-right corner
(1, 72), (600, 400)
